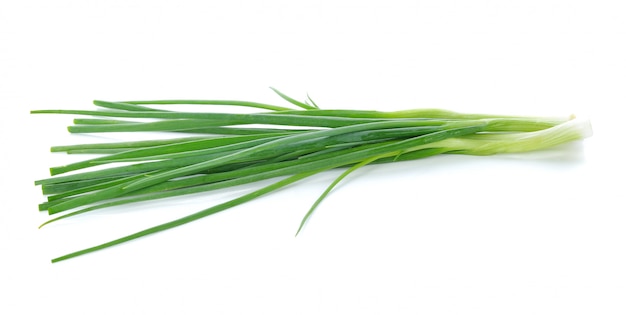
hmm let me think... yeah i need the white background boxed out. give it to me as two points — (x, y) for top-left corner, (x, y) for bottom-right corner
(1, 0), (625, 314)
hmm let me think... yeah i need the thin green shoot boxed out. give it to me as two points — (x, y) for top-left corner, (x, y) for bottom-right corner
(121, 99), (294, 112)
(295, 156), (380, 236)
(269, 87), (317, 110)
(50, 171), (326, 263)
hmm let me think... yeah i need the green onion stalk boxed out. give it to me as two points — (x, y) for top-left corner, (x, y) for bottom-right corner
(31, 88), (592, 263)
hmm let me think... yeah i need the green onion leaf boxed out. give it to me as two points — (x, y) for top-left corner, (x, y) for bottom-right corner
(31, 88), (591, 262)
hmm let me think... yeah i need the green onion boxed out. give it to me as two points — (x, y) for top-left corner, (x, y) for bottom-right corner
(32, 88), (592, 263)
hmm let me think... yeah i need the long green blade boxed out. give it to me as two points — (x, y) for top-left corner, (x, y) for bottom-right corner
(51, 171), (324, 263)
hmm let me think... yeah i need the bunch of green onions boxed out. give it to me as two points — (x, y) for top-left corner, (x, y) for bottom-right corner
(32, 88), (592, 263)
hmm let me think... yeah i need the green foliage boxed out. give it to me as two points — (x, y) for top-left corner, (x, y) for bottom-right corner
(32, 88), (591, 262)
